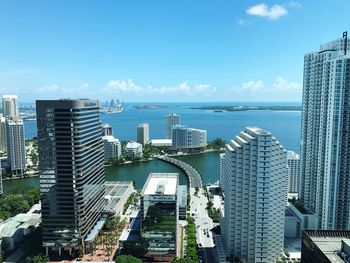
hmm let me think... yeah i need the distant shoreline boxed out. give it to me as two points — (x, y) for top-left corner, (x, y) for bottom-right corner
(190, 105), (302, 111)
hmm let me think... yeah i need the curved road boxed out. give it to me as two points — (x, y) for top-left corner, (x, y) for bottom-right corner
(158, 155), (202, 189)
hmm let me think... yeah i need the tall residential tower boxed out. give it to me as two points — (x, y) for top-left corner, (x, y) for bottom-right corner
(220, 127), (287, 263)
(165, 113), (180, 139)
(2, 95), (19, 118)
(137, 123), (149, 146)
(36, 99), (105, 255)
(300, 32), (350, 229)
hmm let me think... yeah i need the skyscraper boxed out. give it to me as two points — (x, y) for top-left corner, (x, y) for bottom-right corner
(300, 32), (350, 229)
(2, 95), (19, 118)
(36, 99), (105, 255)
(6, 117), (26, 175)
(0, 116), (7, 153)
(287, 151), (300, 194)
(165, 113), (180, 139)
(137, 123), (149, 146)
(220, 127), (287, 263)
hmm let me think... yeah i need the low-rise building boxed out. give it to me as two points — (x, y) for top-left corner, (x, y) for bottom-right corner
(102, 135), (121, 161)
(140, 173), (179, 259)
(150, 139), (172, 147)
(103, 181), (135, 216)
(125, 141), (143, 159)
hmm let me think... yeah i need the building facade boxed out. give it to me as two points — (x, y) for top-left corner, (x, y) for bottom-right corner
(137, 123), (149, 146)
(125, 141), (143, 159)
(6, 117), (26, 175)
(102, 135), (121, 161)
(220, 127), (287, 263)
(165, 113), (180, 139)
(287, 151), (300, 193)
(172, 125), (207, 150)
(0, 116), (7, 153)
(102, 124), (113, 136)
(36, 99), (105, 255)
(0, 161), (3, 197)
(2, 95), (18, 118)
(140, 173), (179, 258)
(300, 33), (350, 229)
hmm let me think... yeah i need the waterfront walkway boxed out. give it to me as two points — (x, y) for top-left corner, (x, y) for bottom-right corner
(158, 155), (202, 188)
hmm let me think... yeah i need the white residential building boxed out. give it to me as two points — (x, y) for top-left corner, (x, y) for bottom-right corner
(6, 117), (26, 175)
(102, 124), (113, 136)
(287, 151), (300, 194)
(300, 33), (350, 229)
(125, 141), (143, 159)
(165, 113), (180, 139)
(137, 123), (149, 146)
(172, 125), (207, 150)
(2, 95), (19, 118)
(220, 127), (287, 263)
(102, 135), (121, 161)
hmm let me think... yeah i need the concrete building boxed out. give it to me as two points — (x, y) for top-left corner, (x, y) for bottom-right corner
(178, 185), (187, 220)
(220, 127), (287, 263)
(137, 123), (149, 146)
(2, 95), (18, 118)
(102, 135), (121, 161)
(301, 230), (350, 263)
(287, 151), (300, 193)
(172, 125), (207, 150)
(125, 141), (143, 159)
(6, 117), (26, 175)
(36, 99), (105, 256)
(0, 116), (6, 153)
(140, 173), (179, 259)
(103, 181), (135, 216)
(300, 32), (350, 229)
(102, 124), (113, 136)
(165, 113), (180, 139)
(149, 139), (172, 147)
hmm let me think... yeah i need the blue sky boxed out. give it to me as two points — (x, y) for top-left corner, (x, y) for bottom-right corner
(0, 0), (349, 102)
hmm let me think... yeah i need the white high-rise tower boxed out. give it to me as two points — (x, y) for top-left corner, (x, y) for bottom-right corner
(165, 113), (180, 139)
(2, 95), (19, 118)
(300, 32), (350, 229)
(220, 127), (287, 263)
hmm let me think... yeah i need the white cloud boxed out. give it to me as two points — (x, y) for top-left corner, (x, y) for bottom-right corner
(103, 80), (216, 96)
(34, 83), (91, 96)
(246, 3), (288, 20)
(273, 76), (301, 90)
(225, 77), (302, 101)
(288, 1), (303, 8)
(226, 80), (264, 93)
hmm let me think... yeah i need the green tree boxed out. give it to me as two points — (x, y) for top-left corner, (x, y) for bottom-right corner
(25, 254), (49, 263)
(115, 255), (142, 263)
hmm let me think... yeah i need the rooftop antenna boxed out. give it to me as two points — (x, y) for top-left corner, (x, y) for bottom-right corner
(343, 31), (348, 55)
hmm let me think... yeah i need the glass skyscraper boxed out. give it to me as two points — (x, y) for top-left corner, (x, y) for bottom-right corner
(36, 99), (105, 255)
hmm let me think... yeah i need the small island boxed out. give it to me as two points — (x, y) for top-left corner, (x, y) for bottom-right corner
(190, 105), (302, 111)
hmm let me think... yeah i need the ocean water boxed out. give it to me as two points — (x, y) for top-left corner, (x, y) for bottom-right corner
(24, 102), (301, 152)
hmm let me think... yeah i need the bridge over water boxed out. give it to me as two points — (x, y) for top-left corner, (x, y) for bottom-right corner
(158, 155), (203, 189)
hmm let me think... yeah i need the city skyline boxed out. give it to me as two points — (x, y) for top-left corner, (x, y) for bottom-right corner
(0, 1), (349, 102)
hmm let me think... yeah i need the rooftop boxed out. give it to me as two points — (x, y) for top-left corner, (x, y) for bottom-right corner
(126, 141), (142, 148)
(0, 213), (41, 238)
(142, 173), (178, 196)
(305, 230), (350, 263)
(102, 135), (120, 143)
